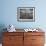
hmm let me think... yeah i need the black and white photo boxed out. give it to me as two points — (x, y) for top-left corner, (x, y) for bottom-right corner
(17, 7), (35, 22)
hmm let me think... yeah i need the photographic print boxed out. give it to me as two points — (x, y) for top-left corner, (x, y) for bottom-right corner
(17, 7), (35, 22)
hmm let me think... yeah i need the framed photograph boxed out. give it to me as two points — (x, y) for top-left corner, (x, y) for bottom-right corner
(17, 7), (35, 22)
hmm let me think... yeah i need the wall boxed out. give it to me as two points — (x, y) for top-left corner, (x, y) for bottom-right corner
(0, 0), (46, 30)
(0, 0), (46, 44)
